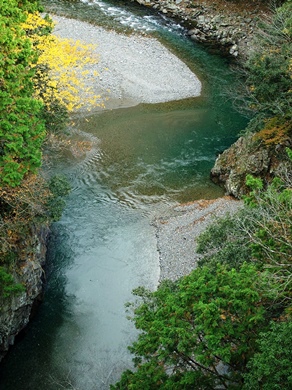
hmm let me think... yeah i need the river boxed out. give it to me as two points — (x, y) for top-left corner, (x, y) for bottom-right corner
(0, 1), (247, 389)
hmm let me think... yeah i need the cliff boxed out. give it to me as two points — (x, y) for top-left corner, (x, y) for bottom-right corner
(0, 226), (49, 362)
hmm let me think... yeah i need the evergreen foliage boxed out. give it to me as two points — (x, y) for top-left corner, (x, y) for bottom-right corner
(0, 266), (24, 299)
(1, 0), (291, 384)
(111, 264), (272, 389)
(0, 2), (101, 186)
(243, 321), (292, 389)
(244, 0), (292, 133)
(0, 0), (46, 187)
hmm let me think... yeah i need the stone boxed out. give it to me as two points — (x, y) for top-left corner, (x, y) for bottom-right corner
(229, 44), (238, 55)
(210, 134), (292, 198)
(198, 15), (205, 23)
(188, 28), (200, 36)
(134, 0), (262, 59)
(165, 3), (178, 11)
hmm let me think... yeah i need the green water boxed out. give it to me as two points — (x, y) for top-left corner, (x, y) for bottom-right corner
(0, 1), (248, 389)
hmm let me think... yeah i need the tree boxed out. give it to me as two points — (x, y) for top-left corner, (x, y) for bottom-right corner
(0, 0), (45, 187)
(243, 321), (292, 390)
(243, 0), (292, 132)
(198, 148), (292, 301)
(22, 12), (102, 114)
(196, 208), (254, 270)
(111, 264), (269, 389)
(0, 3), (102, 186)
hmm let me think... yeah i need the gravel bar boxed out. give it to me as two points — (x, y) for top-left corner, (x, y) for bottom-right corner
(52, 15), (201, 110)
(155, 197), (243, 282)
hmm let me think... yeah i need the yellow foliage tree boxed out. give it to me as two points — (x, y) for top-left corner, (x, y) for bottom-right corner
(22, 12), (102, 113)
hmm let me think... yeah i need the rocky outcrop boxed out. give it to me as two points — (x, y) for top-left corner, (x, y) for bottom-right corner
(0, 226), (49, 362)
(136, 0), (267, 58)
(210, 136), (292, 198)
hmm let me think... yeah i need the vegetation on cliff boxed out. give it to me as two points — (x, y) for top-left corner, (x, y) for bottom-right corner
(244, 0), (291, 133)
(0, 1), (98, 305)
(112, 1), (292, 388)
(1, 0), (291, 386)
(211, 0), (292, 196)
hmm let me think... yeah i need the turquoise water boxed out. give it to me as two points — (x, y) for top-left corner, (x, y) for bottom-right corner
(0, 1), (248, 389)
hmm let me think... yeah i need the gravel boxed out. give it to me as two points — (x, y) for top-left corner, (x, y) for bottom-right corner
(154, 197), (243, 282)
(51, 15), (201, 110)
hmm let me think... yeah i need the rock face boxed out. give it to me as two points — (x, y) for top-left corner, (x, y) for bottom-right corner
(0, 227), (49, 362)
(210, 135), (292, 198)
(135, 0), (267, 58)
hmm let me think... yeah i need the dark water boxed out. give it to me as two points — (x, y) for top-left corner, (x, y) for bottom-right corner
(0, 1), (248, 389)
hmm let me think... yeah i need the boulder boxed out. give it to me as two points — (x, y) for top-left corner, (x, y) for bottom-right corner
(211, 135), (292, 198)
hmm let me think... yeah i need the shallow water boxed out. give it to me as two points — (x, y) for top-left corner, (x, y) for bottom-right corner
(0, 1), (248, 389)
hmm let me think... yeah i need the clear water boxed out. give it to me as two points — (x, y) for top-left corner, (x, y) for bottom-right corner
(0, 1), (248, 389)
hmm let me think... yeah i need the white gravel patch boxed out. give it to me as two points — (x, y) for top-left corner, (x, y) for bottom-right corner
(155, 197), (243, 282)
(51, 15), (201, 110)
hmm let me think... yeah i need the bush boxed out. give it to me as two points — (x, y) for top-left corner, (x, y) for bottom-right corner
(0, 266), (24, 299)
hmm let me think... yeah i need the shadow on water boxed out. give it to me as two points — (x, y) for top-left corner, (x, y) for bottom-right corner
(0, 225), (77, 389)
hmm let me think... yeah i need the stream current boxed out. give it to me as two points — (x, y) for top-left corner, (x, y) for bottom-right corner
(0, 1), (247, 388)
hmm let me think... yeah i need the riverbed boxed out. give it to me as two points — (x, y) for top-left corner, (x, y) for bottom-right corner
(0, 1), (247, 389)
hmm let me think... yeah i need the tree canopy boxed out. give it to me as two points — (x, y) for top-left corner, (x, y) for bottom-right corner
(112, 263), (271, 389)
(0, 1), (101, 187)
(0, 0), (45, 187)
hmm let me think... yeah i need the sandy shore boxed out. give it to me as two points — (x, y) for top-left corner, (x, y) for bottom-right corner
(52, 15), (201, 110)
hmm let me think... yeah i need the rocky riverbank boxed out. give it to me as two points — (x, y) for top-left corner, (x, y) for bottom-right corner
(135, 0), (269, 58)
(155, 196), (242, 281)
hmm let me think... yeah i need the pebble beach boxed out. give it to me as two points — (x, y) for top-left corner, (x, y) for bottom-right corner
(52, 15), (202, 110)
